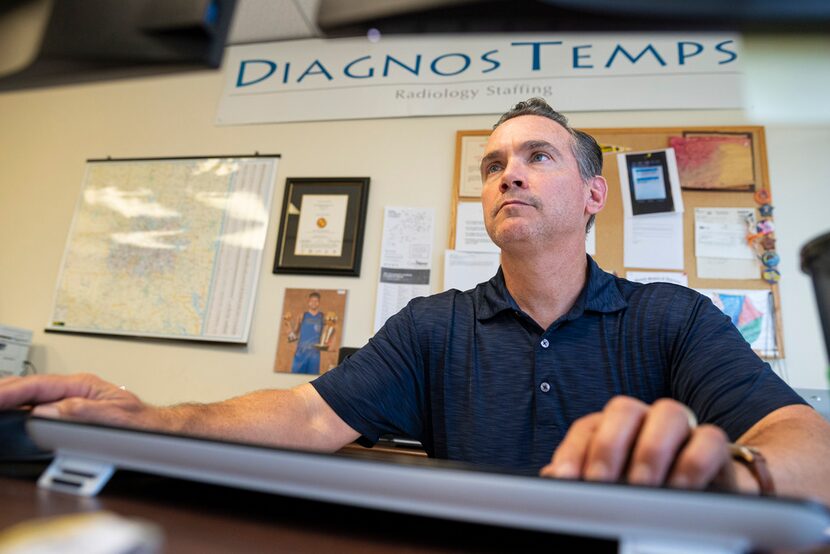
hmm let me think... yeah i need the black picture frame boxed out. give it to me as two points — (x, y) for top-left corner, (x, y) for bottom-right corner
(273, 178), (370, 276)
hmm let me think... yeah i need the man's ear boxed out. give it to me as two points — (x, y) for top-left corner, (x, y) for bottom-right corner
(585, 175), (607, 216)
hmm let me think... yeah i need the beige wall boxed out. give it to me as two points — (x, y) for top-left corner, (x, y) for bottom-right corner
(1, 35), (828, 406)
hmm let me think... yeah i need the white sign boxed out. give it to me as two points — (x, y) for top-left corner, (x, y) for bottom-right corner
(217, 34), (742, 125)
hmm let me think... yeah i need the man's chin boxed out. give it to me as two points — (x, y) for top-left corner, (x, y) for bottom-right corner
(490, 226), (537, 248)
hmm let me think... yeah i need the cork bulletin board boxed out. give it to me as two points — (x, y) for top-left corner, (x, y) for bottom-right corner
(449, 126), (783, 358)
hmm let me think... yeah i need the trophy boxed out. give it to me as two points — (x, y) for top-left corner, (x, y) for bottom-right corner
(283, 312), (298, 342)
(314, 312), (338, 350)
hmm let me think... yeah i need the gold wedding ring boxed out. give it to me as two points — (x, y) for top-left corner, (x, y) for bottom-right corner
(684, 406), (698, 432)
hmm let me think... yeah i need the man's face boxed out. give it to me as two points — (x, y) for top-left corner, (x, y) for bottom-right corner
(479, 115), (594, 249)
(308, 296), (320, 311)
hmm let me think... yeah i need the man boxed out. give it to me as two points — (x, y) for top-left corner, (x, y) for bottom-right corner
(1, 99), (829, 503)
(287, 291), (329, 375)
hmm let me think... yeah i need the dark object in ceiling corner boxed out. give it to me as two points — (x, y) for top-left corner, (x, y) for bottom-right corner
(0, 0), (237, 92)
(317, 0), (830, 36)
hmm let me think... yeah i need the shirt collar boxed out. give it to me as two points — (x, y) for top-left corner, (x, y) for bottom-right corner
(475, 255), (627, 321)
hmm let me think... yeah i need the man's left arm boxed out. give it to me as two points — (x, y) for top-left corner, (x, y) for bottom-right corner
(541, 397), (830, 505)
(735, 403), (830, 501)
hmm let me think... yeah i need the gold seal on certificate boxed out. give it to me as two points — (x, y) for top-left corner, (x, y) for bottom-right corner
(295, 195), (348, 257)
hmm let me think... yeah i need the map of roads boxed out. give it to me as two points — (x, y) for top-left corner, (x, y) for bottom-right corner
(49, 157), (278, 342)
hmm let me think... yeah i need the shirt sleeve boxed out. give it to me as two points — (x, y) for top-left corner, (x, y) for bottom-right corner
(667, 288), (806, 441)
(310, 302), (426, 444)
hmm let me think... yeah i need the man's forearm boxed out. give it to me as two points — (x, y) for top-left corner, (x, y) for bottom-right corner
(154, 384), (358, 452)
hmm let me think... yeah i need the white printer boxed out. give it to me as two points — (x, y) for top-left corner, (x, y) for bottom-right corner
(0, 324), (32, 377)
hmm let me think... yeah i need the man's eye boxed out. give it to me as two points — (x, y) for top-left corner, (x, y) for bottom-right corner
(486, 162), (503, 174)
(531, 152), (551, 162)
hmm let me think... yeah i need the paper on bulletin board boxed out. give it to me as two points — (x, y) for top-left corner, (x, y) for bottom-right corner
(626, 271), (689, 287)
(696, 258), (759, 280)
(696, 288), (777, 357)
(694, 208), (755, 259)
(694, 208), (759, 279)
(374, 207), (435, 332)
(443, 250), (501, 292)
(623, 213), (684, 270)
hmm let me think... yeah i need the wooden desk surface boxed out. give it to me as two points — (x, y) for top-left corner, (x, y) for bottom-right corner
(0, 461), (614, 553)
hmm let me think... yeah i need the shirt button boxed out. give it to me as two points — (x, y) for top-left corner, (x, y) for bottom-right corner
(540, 382), (551, 393)
(540, 338), (550, 348)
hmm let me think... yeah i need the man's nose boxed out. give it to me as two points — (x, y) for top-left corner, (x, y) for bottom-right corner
(499, 159), (528, 193)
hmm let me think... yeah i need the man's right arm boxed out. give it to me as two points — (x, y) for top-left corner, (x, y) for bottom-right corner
(0, 374), (360, 453)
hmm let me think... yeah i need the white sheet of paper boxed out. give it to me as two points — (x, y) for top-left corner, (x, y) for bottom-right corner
(626, 271), (689, 287)
(623, 213), (684, 270)
(586, 225), (596, 256)
(696, 288), (777, 357)
(378, 206), (435, 269)
(443, 250), (501, 292)
(374, 207), (435, 332)
(455, 202), (499, 253)
(694, 208), (756, 260)
(294, 194), (348, 257)
(696, 257), (760, 280)
(617, 149), (684, 219)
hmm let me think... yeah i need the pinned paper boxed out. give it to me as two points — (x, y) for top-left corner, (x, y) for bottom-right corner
(695, 208), (759, 279)
(697, 288), (777, 357)
(443, 250), (501, 292)
(627, 271), (689, 287)
(624, 213), (684, 270)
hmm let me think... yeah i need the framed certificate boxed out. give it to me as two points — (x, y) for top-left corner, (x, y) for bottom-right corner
(453, 131), (490, 199)
(273, 177), (370, 276)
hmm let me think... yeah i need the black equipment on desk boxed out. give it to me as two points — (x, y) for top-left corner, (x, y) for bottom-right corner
(801, 230), (830, 362)
(0, 409), (51, 462)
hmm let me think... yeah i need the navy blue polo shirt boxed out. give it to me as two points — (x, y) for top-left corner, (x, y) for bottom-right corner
(312, 256), (803, 475)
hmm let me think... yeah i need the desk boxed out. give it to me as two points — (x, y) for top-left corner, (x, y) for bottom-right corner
(0, 462), (614, 553)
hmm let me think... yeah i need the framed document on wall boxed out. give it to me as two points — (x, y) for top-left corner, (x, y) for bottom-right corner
(273, 177), (370, 276)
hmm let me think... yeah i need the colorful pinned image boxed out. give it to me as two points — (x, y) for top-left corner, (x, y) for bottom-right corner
(697, 289), (777, 357)
(671, 132), (755, 191)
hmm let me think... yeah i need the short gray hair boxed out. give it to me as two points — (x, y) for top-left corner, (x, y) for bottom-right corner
(494, 98), (602, 232)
